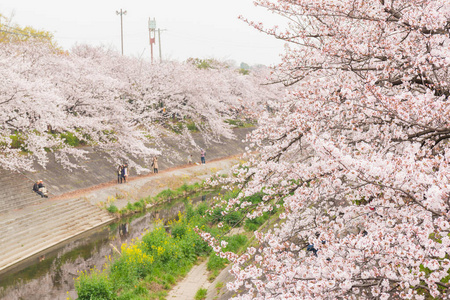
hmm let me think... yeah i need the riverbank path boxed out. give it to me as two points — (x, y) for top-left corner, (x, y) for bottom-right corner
(0, 155), (241, 275)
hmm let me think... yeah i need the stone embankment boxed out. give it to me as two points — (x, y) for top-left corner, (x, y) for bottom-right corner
(0, 128), (252, 274)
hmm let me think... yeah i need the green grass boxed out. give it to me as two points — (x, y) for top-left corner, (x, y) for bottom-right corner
(194, 288), (207, 300)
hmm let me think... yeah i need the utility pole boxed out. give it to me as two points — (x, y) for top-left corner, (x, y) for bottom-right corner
(116, 9), (127, 55)
(148, 18), (156, 63)
(158, 29), (167, 63)
(158, 28), (162, 63)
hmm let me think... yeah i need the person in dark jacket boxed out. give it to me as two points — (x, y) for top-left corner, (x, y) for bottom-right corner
(117, 165), (123, 184)
(33, 180), (48, 197)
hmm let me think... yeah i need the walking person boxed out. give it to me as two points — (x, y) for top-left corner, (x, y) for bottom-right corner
(117, 165), (123, 184)
(122, 163), (128, 183)
(187, 154), (193, 165)
(200, 148), (206, 165)
(152, 156), (159, 173)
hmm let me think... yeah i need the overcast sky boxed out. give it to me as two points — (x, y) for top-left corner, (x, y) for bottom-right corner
(0, 0), (286, 66)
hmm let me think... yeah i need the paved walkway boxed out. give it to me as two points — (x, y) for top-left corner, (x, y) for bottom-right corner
(59, 155), (241, 209)
(167, 260), (210, 300)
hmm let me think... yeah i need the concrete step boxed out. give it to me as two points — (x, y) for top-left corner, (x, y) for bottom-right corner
(0, 174), (29, 185)
(0, 201), (98, 243)
(0, 203), (109, 241)
(0, 198), (87, 229)
(0, 194), (44, 212)
(0, 198), (114, 271)
(0, 211), (113, 271)
(0, 211), (112, 262)
(0, 168), (45, 214)
(0, 183), (35, 194)
(0, 208), (110, 254)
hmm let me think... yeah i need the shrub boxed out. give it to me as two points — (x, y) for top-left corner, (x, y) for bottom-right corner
(196, 202), (209, 216)
(207, 234), (248, 274)
(207, 252), (227, 272)
(133, 199), (145, 210)
(75, 267), (114, 300)
(187, 122), (199, 132)
(9, 133), (25, 149)
(110, 241), (154, 289)
(223, 210), (242, 226)
(107, 204), (119, 214)
(60, 131), (85, 147)
(126, 202), (134, 211)
(244, 214), (269, 232)
(224, 234), (247, 253)
(210, 207), (224, 223)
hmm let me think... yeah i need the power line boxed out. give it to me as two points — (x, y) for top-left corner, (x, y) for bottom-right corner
(0, 26), (49, 39)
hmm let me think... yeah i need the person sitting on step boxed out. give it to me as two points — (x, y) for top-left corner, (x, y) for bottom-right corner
(33, 180), (48, 198)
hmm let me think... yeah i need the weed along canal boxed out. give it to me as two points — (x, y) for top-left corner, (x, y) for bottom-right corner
(0, 194), (214, 300)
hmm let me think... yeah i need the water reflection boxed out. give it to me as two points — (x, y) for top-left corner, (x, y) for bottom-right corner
(0, 194), (211, 300)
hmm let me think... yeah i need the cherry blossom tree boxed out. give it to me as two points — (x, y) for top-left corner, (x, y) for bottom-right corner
(0, 38), (282, 172)
(206, 0), (450, 299)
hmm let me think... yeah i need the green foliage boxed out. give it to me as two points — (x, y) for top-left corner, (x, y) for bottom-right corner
(194, 288), (208, 300)
(76, 204), (217, 299)
(168, 120), (199, 134)
(207, 234), (247, 272)
(60, 131), (86, 147)
(9, 133), (25, 149)
(186, 121), (199, 132)
(179, 183), (190, 192)
(195, 202), (209, 216)
(107, 204), (119, 214)
(225, 119), (255, 128)
(210, 207), (224, 223)
(75, 267), (114, 300)
(187, 57), (226, 69)
(76, 193), (253, 300)
(133, 199), (145, 210)
(156, 189), (176, 201)
(223, 210), (243, 226)
(244, 214), (269, 231)
(238, 68), (249, 75)
(126, 202), (134, 211)
(207, 252), (227, 273)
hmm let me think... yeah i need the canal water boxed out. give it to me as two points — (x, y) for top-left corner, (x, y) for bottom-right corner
(0, 194), (211, 300)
